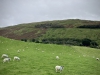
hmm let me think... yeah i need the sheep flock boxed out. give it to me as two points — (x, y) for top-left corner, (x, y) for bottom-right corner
(1, 54), (20, 63)
(1, 53), (99, 73)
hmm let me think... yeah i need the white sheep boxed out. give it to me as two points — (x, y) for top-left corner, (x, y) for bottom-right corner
(17, 50), (20, 53)
(56, 56), (59, 59)
(3, 58), (11, 63)
(96, 58), (99, 60)
(1, 54), (8, 58)
(55, 65), (64, 73)
(13, 56), (20, 61)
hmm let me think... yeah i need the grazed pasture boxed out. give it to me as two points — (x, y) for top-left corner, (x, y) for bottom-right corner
(0, 36), (100, 75)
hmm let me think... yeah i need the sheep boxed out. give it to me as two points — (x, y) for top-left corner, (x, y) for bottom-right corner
(17, 50), (20, 53)
(55, 65), (64, 73)
(42, 51), (44, 52)
(1, 54), (8, 58)
(13, 56), (20, 61)
(96, 58), (99, 60)
(56, 56), (59, 60)
(3, 58), (11, 63)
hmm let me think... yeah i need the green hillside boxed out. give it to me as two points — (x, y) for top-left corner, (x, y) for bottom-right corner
(0, 19), (100, 48)
(0, 36), (100, 75)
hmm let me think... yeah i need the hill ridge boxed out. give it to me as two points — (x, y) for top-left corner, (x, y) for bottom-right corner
(0, 19), (100, 48)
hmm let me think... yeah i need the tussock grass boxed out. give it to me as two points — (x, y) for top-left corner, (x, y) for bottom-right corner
(0, 36), (100, 75)
(42, 28), (100, 40)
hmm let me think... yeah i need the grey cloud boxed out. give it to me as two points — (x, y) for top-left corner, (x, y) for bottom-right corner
(0, 0), (100, 27)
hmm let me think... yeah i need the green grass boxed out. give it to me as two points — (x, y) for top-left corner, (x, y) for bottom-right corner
(0, 36), (100, 75)
(40, 28), (100, 44)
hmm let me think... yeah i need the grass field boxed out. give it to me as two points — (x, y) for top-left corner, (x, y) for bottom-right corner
(0, 36), (100, 75)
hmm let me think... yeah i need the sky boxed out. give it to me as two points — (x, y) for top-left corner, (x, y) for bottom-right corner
(0, 0), (100, 27)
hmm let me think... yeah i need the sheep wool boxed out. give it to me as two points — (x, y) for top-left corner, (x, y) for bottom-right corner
(3, 58), (11, 63)
(56, 56), (59, 59)
(1, 54), (8, 58)
(55, 65), (64, 73)
(96, 58), (99, 60)
(13, 56), (20, 61)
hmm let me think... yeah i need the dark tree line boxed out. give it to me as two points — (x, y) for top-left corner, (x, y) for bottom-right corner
(41, 38), (98, 48)
(77, 24), (100, 29)
(21, 38), (98, 48)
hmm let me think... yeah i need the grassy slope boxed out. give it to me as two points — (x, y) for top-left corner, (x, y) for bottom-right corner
(40, 28), (100, 44)
(0, 36), (100, 75)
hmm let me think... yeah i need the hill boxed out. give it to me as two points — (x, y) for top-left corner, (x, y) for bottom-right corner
(0, 19), (100, 48)
(0, 36), (100, 75)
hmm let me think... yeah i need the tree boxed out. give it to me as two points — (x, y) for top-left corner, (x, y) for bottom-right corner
(82, 38), (91, 46)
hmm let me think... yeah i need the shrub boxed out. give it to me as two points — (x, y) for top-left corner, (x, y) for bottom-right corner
(21, 39), (27, 42)
(82, 38), (91, 46)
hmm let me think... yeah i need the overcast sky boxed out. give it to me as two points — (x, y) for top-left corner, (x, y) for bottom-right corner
(0, 0), (100, 27)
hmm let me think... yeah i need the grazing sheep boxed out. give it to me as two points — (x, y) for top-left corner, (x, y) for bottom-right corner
(13, 56), (20, 61)
(1, 54), (8, 58)
(42, 51), (44, 52)
(17, 50), (20, 53)
(96, 58), (99, 60)
(55, 65), (64, 73)
(3, 58), (11, 63)
(56, 56), (59, 60)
